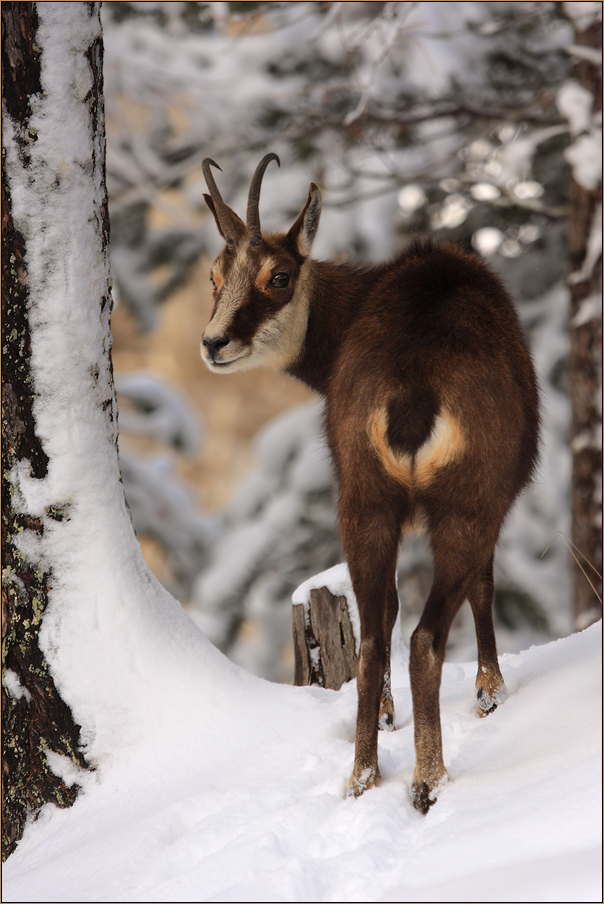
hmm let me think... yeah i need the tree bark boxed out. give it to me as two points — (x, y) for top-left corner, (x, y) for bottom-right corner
(565, 14), (603, 629)
(293, 587), (357, 690)
(1, 2), (104, 860)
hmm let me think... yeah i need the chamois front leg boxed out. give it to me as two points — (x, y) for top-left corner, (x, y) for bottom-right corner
(340, 502), (400, 798)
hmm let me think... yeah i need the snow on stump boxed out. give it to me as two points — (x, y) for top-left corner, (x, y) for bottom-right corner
(292, 565), (359, 690)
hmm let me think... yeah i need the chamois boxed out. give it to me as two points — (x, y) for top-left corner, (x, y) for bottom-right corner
(200, 153), (540, 812)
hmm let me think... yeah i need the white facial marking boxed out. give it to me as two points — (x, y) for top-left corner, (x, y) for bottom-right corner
(204, 247), (251, 342)
(252, 262), (310, 370)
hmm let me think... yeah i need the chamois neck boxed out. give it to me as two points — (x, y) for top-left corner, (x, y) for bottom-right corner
(286, 259), (377, 395)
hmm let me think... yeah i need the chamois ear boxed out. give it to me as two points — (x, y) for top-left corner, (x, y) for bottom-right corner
(203, 194), (247, 245)
(287, 183), (322, 258)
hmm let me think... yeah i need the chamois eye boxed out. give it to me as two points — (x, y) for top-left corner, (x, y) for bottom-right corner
(210, 275), (217, 290)
(270, 272), (290, 289)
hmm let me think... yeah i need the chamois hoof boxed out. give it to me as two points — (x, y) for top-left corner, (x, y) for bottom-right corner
(410, 773), (448, 814)
(379, 710), (395, 731)
(476, 682), (509, 717)
(347, 766), (381, 798)
(411, 782), (436, 814)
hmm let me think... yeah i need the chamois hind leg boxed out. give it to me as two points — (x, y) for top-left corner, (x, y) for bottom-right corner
(468, 555), (508, 715)
(409, 541), (475, 814)
(340, 503), (401, 798)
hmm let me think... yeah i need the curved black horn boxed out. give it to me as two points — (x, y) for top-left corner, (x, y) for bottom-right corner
(202, 158), (238, 249)
(247, 153), (280, 249)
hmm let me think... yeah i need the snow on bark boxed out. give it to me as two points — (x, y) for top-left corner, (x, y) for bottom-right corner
(2, 2), (225, 805)
(2, 1), (91, 860)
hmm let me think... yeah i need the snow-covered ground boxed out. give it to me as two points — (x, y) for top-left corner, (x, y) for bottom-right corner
(4, 608), (601, 903)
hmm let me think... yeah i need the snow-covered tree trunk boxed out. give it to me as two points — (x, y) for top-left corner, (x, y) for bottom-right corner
(2, 2), (111, 858)
(2, 4), (224, 862)
(563, 5), (603, 628)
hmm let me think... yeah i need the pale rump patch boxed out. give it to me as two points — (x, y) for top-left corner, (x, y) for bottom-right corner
(368, 404), (465, 488)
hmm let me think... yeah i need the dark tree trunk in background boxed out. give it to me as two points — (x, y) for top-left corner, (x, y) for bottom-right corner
(1, 2), (93, 860)
(565, 14), (603, 629)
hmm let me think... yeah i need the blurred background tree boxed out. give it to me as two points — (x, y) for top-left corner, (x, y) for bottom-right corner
(101, 1), (602, 681)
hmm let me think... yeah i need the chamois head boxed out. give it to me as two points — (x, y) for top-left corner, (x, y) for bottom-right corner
(201, 154), (322, 373)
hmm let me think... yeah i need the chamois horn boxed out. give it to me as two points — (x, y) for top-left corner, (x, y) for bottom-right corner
(202, 158), (238, 249)
(247, 153), (280, 249)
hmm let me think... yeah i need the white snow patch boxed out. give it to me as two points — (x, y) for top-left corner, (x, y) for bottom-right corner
(562, 1), (602, 29)
(557, 79), (601, 192)
(569, 203), (602, 287)
(44, 751), (89, 790)
(566, 43), (603, 65)
(2, 669), (32, 704)
(570, 293), (602, 328)
(557, 80), (596, 136)
(565, 129), (603, 191)
(472, 226), (504, 255)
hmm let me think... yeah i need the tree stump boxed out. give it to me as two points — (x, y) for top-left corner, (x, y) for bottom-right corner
(293, 586), (357, 690)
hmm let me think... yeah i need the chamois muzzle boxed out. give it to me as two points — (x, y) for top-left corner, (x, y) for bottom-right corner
(202, 335), (230, 361)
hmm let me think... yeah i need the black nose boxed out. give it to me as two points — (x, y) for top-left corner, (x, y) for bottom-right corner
(203, 335), (230, 358)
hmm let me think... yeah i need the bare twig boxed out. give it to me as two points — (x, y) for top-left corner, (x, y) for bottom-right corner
(542, 532), (603, 606)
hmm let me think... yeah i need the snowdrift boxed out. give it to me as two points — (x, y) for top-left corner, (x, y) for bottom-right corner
(3, 611), (601, 903)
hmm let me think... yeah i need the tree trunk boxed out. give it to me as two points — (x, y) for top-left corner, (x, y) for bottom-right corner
(1, 2), (106, 859)
(565, 12), (603, 629)
(293, 587), (357, 690)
